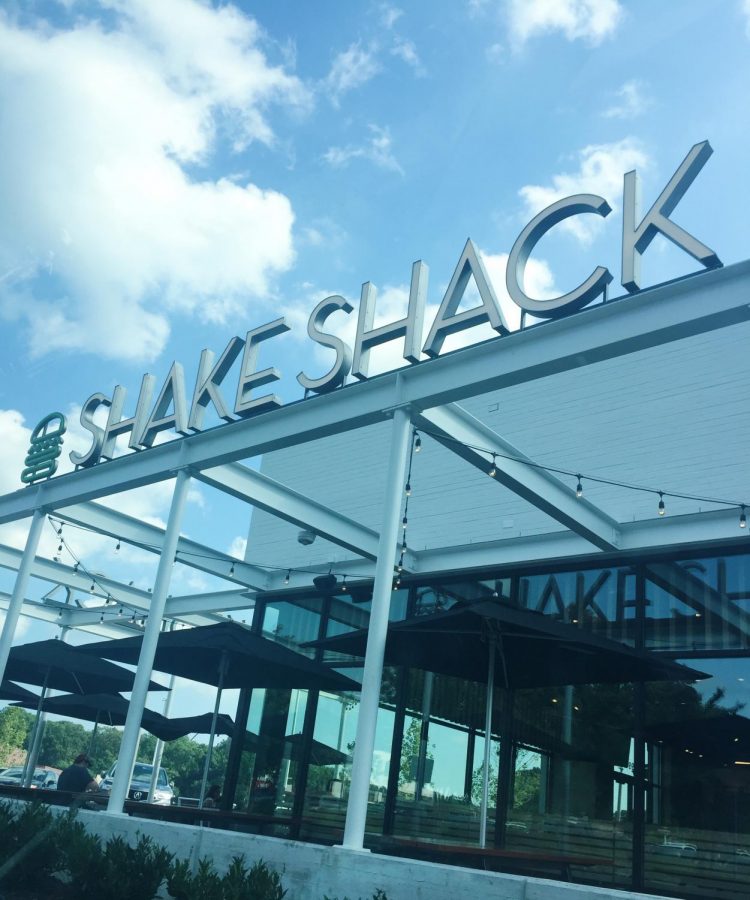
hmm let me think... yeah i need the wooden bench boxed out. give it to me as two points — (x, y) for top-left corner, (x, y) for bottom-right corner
(378, 837), (612, 882)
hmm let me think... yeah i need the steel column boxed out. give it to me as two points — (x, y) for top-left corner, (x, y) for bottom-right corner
(341, 405), (412, 850)
(0, 510), (45, 685)
(107, 469), (191, 813)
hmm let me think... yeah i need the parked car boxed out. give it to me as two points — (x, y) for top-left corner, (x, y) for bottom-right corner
(98, 762), (174, 806)
(0, 766), (59, 789)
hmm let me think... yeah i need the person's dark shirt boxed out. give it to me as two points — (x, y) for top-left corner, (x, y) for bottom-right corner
(57, 764), (93, 792)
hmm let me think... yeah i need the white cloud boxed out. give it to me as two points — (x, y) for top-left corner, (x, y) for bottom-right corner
(323, 125), (403, 174)
(507, 0), (623, 46)
(323, 41), (380, 106)
(0, 1), (308, 363)
(602, 80), (651, 119)
(742, 0), (750, 36)
(381, 5), (404, 29)
(391, 38), (425, 75)
(518, 138), (650, 245)
(228, 536), (247, 559)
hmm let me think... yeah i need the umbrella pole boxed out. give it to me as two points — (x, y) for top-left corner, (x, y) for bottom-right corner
(199, 652), (227, 808)
(22, 670), (50, 787)
(88, 711), (100, 757)
(148, 672), (176, 803)
(479, 638), (496, 848)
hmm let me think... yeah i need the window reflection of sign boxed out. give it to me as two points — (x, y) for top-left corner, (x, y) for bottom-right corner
(20, 412), (66, 485)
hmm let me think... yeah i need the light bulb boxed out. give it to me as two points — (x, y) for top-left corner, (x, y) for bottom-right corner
(741, 506), (747, 529)
(576, 476), (583, 499)
(229, 563), (235, 577)
(402, 516), (408, 530)
(342, 578), (348, 593)
(489, 455), (496, 478)
(405, 481), (411, 497)
(284, 570), (290, 585)
(414, 434), (422, 453)
(658, 492), (666, 516)
(115, 540), (121, 553)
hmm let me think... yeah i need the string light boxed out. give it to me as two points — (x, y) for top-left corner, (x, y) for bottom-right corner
(57, 542), (63, 553)
(341, 577), (347, 593)
(658, 492), (666, 516)
(414, 433), (422, 453)
(741, 506), (747, 529)
(402, 516), (408, 530)
(99, 612), (104, 624)
(57, 525), (63, 536)
(115, 540), (121, 553)
(284, 570), (290, 585)
(405, 481), (411, 497)
(89, 582), (95, 594)
(409, 426), (748, 516)
(229, 562), (235, 577)
(117, 607), (123, 617)
(488, 454), (496, 478)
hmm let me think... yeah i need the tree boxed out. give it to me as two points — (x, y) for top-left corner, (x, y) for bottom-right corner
(0, 707), (34, 766)
(38, 720), (89, 769)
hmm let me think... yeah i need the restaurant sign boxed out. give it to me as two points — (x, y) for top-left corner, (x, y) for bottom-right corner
(60, 141), (719, 473)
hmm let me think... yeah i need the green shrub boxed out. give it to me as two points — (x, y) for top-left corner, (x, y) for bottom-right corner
(167, 857), (224, 900)
(166, 854), (286, 900)
(0, 800), (65, 892)
(98, 834), (173, 900)
(62, 818), (106, 895)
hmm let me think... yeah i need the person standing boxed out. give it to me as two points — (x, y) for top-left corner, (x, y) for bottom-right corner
(57, 753), (98, 792)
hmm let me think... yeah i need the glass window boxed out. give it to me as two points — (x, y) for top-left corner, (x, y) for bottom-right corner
(644, 656), (750, 898)
(644, 554), (750, 652)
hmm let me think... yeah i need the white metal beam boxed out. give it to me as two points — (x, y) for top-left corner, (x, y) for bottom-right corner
(415, 404), (620, 551)
(163, 589), (254, 617)
(0, 261), (746, 523)
(0, 593), (143, 640)
(412, 507), (750, 574)
(0, 543), (153, 610)
(55, 502), (270, 590)
(196, 463), (397, 563)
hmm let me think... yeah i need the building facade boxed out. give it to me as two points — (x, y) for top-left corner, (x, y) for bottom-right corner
(0, 256), (748, 900)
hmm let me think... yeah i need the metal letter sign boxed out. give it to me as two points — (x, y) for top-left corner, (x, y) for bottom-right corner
(67, 141), (723, 470)
(21, 413), (66, 485)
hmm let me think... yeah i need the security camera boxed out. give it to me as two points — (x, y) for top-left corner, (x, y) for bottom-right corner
(297, 529), (316, 546)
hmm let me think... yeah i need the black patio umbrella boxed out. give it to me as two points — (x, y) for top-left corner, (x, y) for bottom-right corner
(0, 681), (39, 704)
(242, 731), (350, 766)
(80, 622), (360, 805)
(309, 600), (707, 846)
(645, 713), (750, 765)
(79, 623), (359, 692)
(151, 713), (236, 742)
(5, 640), (169, 695)
(10, 692), (172, 756)
(310, 601), (707, 689)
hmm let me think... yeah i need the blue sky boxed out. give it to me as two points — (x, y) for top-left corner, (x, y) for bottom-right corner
(0, 0), (749, 719)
